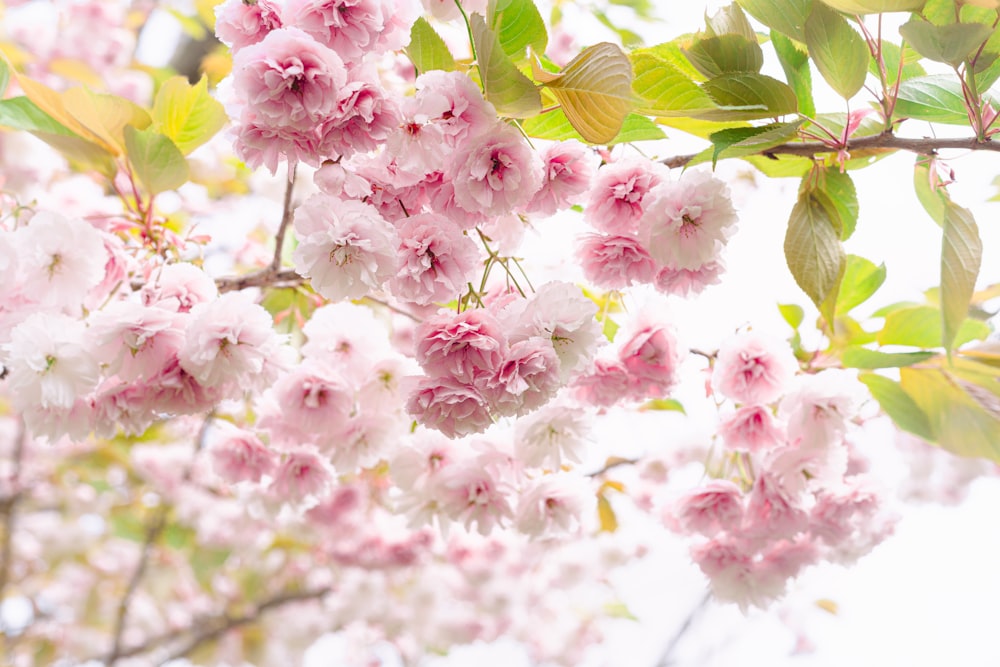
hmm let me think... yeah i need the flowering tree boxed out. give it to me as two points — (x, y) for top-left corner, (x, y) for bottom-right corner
(0, 0), (998, 664)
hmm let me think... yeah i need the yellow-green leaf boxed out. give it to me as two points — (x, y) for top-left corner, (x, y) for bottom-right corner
(698, 73), (798, 120)
(124, 126), (190, 196)
(941, 202), (983, 353)
(818, 0), (925, 13)
(631, 52), (718, 116)
(152, 76), (227, 155)
(804, 3), (870, 99)
(470, 13), (541, 118)
(877, 305), (989, 348)
(62, 87), (152, 155)
(543, 42), (634, 144)
(784, 187), (846, 325)
(488, 0), (547, 59)
(407, 17), (456, 74)
(859, 372), (935, 441)
(836, 255), (885, 315)
(597, 492), (618, 532)
(899, 19), (992, 67)
(737, 0), (813, 41)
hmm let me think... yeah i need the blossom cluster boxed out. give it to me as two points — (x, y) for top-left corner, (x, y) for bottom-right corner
(671, 331), (897, 609)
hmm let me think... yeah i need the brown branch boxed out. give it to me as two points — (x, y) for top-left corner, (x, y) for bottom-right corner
(271, 163), (297, 273)
(215, 267), (305, 293)
(161, 587), (330, 662)
(655, 590), (712, 667)
(661, 133), (1000, 169)
(0, 417), (27, 628)
(105, 414), (214, 666)
(587, 457), (640, 477)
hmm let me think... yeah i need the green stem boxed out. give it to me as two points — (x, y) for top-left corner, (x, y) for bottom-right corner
(454, 0), (477, 64)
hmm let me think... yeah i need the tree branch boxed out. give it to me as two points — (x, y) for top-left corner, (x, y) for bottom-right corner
(215, 267), (305, 293)
(271, 163), (297, 273)
(661, 133), (1000, 169)
(105, 414), (214, 666)
(655, 590), (712, 667)
(162, 587), (330, 662)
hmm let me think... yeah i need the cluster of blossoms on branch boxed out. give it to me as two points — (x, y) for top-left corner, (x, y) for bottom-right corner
(5, 0), (990, 663)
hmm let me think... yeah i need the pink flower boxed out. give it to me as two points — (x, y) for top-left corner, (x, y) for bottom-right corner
(3, 313), (99, 411)
(140, 263), (219, 313)
(743, 473), (809, 541)
(515, 281), (602, 380)
(231, 27), (347, 131)
(691, 537), (755, 607)
(390, 213), (480, 306)
(527, 141), (597, 216)
(291, 194), (398, 301)
(414, 309), (507, 383)
(262, 362), (355, 439)
(482, 337), (561, 417)
(675, 480), (744, 537)
(514, 404), (590, 469)
(210, 425), (278, 484)
(653, 259), (725, 297)
(412, 70), (497, 149)
(756, 537), (819, 586)
(215, 0), (282, 50)
(618, 321), (682, 399)
(577, 233), (655, 290)
(439, 456), (513, 535)
(712, 330), (797, 405)
(406, 376), (493, 438)
(584, 158), (667, 235)
(319, 64), (400, 158)
(573, 358), (631, 408)
(778, 370), (863, 450)
(270, 448), (332, 500)
(285, 0), (415, 60)
(233, 115), (323, 172)
(448, 122), (543, 217)
(88, 300), (185, 382)
(719, 405), (785, 453)
(640, 170), (737, 270)
(17, 211), (107, 312)
(515, 474), (591, 537)
(179, 291), (285, 393)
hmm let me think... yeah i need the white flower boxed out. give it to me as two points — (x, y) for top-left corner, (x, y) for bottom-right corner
(17, 211), (107, 311)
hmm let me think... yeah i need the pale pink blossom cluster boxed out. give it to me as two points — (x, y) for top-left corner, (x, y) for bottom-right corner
(219, 0), (416, 172)
(0, 212), (287, 441)
(573, 302), (684, 406)
(407, 282), (601, 437)
(671, 333), (896, 609)
(579, 160), (737, 296)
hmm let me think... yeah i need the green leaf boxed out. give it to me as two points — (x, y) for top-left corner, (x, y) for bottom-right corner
(784, 187), (846, 324)
(804, 3), (870, 99)
(772, 31), (816, 118)
(603, 316), (620, 342)
(471, 13), (542, 118)
(894, 75), (973, 125)
(742, 152), (814, 177)
(684, 34), (764, 78)
(899, 19), (992, 67)
(592, 8), (645, 48)
(406, 17), (456, 74)
(843, 347), (935, 368)
(913, 155), (948, 226)
(124, 125), (190, 196)
(0, 59), (9, 98)
(640, 398), (686, 413)
(0, 96), (77, 136)
(871, 41), (926, 87)
(737, 0), (813, 41)
(858, 372), (935, 440)
(61, 87), (152, 155)
(541, 42), (634, 143)
(778, 302), (805, 329)
(522, 108), (665, 143)
(631, 52), (718, 116)
(941, 202), (983, 352)
(488, 0), (547, 59)
(901, 366), (1000, 461)
(699, 73), (798, 120)
(817, 169), (859, 240)
(818, 0), (925, 13)
(634, 41), (708, 82)
(704, 119), (805, 167)
(837, 255), (886, 315)
(151, 76), (227, 155)
(706, 3), (758, 40)
(878, 305), (990, 348)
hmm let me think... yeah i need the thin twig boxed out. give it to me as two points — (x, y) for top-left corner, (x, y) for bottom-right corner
(162, 587), (330, 662)
(0, 417), (27, 628)
(215, 267), (304, 293)
(661, 133), (1000, 169)
(656, 590), (712, 667)
(105, 413), (214, 666)
(587, 457), (640, 477)
(362, 297), (422, 322)
(271, 163), (297, 273)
